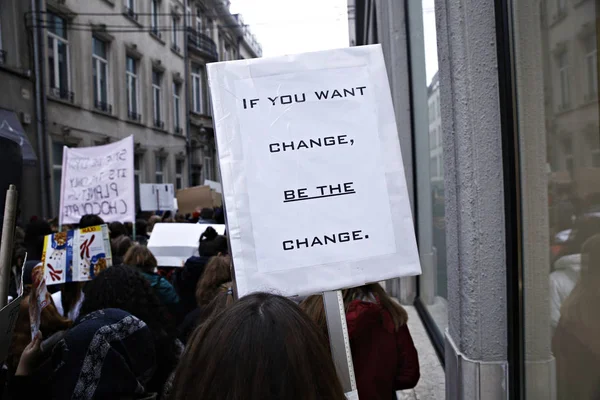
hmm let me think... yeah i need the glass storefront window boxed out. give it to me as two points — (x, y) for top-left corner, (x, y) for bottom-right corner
(512, 0), (598, 398)
(414, 0), (448, 337)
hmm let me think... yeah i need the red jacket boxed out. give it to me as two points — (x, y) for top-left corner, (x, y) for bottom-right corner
(346, 300), (420, 399)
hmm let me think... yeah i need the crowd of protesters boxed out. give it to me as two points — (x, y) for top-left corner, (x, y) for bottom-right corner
(1, 208), (420, 399)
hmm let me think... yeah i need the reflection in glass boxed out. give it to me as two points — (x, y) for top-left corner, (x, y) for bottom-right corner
(513, 0), (598, 397)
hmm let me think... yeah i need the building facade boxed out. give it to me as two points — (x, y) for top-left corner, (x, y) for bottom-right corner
(352, 0), (598, 399)
(0, 0), (261, 219)
(185, 0), (262, 187)
(0, 0), (44, 220)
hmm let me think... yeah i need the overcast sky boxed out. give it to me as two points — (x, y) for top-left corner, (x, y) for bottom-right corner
(230, 0), (439, 85)
(229, 0), (350, 57)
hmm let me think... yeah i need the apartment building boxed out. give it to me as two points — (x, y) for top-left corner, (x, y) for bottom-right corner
(186, 0), (262, 186)
(0, 0), (261, 219)
(41, 0), (188, 214)
(0, 0), (44, 219)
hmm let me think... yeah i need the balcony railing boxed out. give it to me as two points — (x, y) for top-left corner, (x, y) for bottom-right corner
(94, 100), (113, 113)
(175, 126), (183, 135)
(171, 44), (181, 54)
(187, 27), (218, 61)
(128, 110), (142, 122)
(0, 50), (6, 65)
(154, 119), (165, 129)
(50, 87), (74, 103)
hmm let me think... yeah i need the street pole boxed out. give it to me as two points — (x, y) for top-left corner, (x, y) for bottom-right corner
(184, 0), (193, 187)
(31, 0), (50, 218)
(0, 185), (18, 308)
(323, 290), (358, 398)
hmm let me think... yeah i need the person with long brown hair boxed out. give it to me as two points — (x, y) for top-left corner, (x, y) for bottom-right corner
(170, 292), (347, 400)
(301, 283), (420, 399)
(177, 256), (232, 343)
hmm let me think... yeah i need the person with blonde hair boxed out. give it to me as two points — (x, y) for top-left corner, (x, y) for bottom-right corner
(124, 245), (180, 313)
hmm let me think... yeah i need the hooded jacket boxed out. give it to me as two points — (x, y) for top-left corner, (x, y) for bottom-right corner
(346, 300), (420, 399)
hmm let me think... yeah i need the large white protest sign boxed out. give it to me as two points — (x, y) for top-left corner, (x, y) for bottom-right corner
(148, 223), (226, 267)
(208, 45), (421, 297)
(140, 183), (175, 211)
(59, 136), (135, 225)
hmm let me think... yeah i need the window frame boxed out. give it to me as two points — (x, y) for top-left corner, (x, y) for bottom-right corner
(152, 69), (163, 126)
(126, 56), (140, 118)
(171, 14), (179, 51)
(203, 156), (213, 182)
(92, 37), (109, 111)
(191, 64), (204, 114)
(557, 51), (570, 110)
(47, 13), (71, 95)
(173, 82), (181, 131)
(151, 0), (160, 32)
(584, 36), (598, 99)
(175, 159), (184, 189)
(155, 155), (164, 184)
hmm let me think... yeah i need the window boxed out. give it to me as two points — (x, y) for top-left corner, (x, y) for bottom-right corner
(175, 159), (184, 189)
(512, 2), (600, 397)
(206, 19), (213, 38)
(557, 52), (570, 109)
(151, 0), (160, 34)
(92, 37), (110, 112)
(52, 141), (64, 213)
(186, 6), (193, 28)
(125, 0), (135, 12)
(126, 56), (140, 120)
(563, 138), (574, 173)
(196, 8), (203, 33)
(203, 156), (213, 181)
(173, 82), (181, 132)
(556, 0), (566, 15)
(152, 70), (163, 128)
(191, 64), (204, 114)
(584, 36), (598, 99)
(155, 155), (164, 183)
(123, 0), (137, 19)
(171, 15), (179, 52)
(134, 154), (142, 210)
(47, 13), (71, 101)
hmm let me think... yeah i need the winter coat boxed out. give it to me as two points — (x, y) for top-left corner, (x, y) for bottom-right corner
(346, 300), (420, 399)
(173, 256), (211, 315)
(549, 254), (581, 332)
(140, 272), (180, 306)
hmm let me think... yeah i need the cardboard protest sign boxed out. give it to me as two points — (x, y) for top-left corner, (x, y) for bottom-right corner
(176, 185), (215, 214)
(0, 296), (23, 362)
(42, 225), (113, 285)
(204, 179), (223, 194)
(140, 183), (175, 211)
(207, 45), (421, 297)
(59, 136), (135, 225)
(148, 223), (226, 267)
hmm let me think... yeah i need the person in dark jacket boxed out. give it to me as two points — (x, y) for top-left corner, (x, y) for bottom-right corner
(80, 265), (183, 398)
(301, 283), (420, 399)
(173, 227), (229, 315)
(8, 308), (157, 400)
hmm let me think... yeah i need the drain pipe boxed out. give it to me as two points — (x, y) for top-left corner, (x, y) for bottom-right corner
(31, 0), (50, 217)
